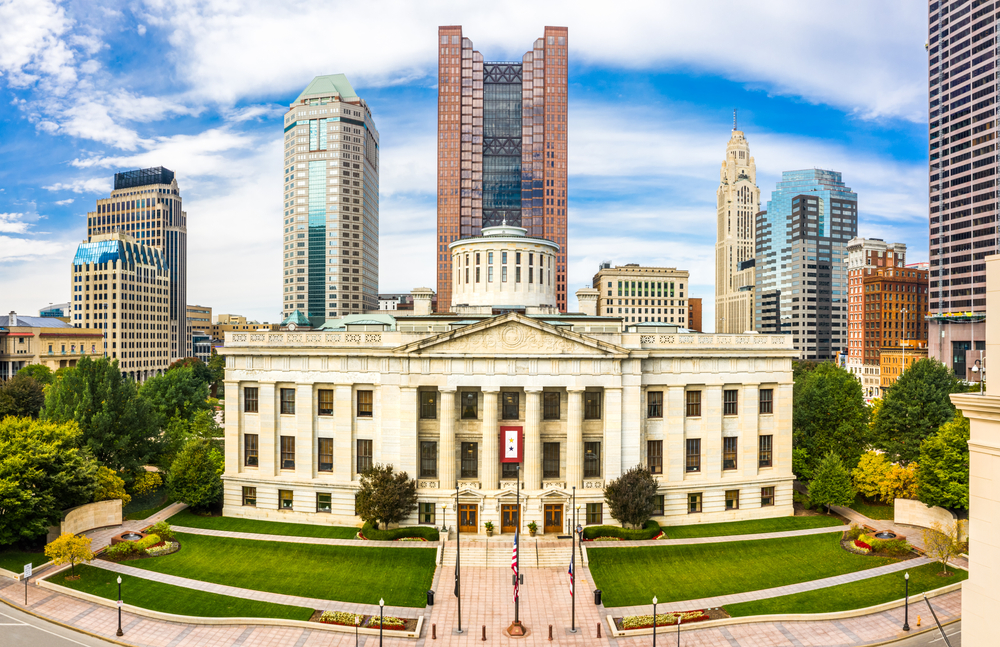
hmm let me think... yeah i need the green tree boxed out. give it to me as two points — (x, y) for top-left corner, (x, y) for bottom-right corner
(140, 366), (210, 424)
(852, 451), (890, 501)
(603, 465), (658, 529)
(354, 463), (418, 530)
(793, 363), (870, 478)
(793, 360), (820, 380)
(0, 418), (97, 546)
(808, 451), (855, 513)
(92, 466), (131, 506)
(207, 351), (225, 396)
(918, 415), (970, 510)
(0, 373), (46, 419)
(17, 364), (53, 385)
(872, 358), (962, 465)
(167, 357), (213, 387)
(168, 438), (223, 511)
(42, 356), (161, 476)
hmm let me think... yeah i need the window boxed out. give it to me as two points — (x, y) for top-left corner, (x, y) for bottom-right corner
(244, 434), (258, 467)
(357, 390), (373, 417)
(280, 388), (295, 414)
(242, 486), (256, 507)
(726, 489), (740, 510)
(461, 442), (478, 478)
(461, 391), (478, 419)
(651, 494), (665, 516)
(723, 389), (739, 415)
(502, 462), (519, 479)
(280, 436), (295, 470)
(502, 392), (519, 420)
(688, 492), (702, 514)
(761, 486), (775, 507)
(543, 391), (560, 419)
(317, 492), (331, 513)
(318, 438), (333, 472)
(584, 442), (601, 477)
(584, 391), (602, 419)
(759, 388), (773, 414)
(759, 435), (773, 468)
(543, 442), (560, 478)
(685, 390), (701, 417)
(420, 441), (437, 478)
(586, 503), (603, 525)
(420, 391), (437, 419)
(647, 440), (662, 474)
(647, 391), (663, 418)
(357, 439), (373, 474)
(317, 389), (333, 416)
(685, 438), (701, 472)
(419, 502), (436, 525)
(279, 490), (293, 510)
(723, 437), (738, 470)
(244, 387), (258, 413)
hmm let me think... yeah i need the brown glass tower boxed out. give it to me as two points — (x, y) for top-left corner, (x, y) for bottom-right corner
(435, 26), (569, 312)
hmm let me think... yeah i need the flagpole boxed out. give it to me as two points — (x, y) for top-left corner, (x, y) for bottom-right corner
(455, 480), (462, 634)
(571, 485), (576, 633)
(515, 463), (520, 625)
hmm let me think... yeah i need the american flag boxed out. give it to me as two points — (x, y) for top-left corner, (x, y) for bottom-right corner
(568, 552), (574, 597)
(511, 532), (519, 602)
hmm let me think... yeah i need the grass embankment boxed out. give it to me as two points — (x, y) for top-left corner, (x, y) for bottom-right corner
(126, 532), (436, 608)
(588, 533), (896, 608)
(848, 495), (894, 521)
(0, 551), (45, 573)
(725, 562), (967, 616)
(167, 509), (360, 539)
(665, 515), (843, 539)
(58, 565), (313, 620)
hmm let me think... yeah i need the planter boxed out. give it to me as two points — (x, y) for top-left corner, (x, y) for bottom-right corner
(486, 529), (494, 537)
(529, 530), (536, 537)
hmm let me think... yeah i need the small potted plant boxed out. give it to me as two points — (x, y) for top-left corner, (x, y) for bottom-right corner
(528, 521), (538, 537)
(484, 521), (494, 537)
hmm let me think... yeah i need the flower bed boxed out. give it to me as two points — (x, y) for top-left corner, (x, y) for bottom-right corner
(358, 522), (439, 542)
(586, 537), (623, 542)
(101, 536), (180, 561)
(319, 610), (364, 626)
(583, 520), (660, 541)
(841, 527), (913, 558)
(312, 610), (417, 631)
(617, 609), (714, 630)
(366, 614), (405, 629)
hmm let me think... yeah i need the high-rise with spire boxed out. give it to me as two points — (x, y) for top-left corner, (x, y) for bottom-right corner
(715, 117), (759, 333)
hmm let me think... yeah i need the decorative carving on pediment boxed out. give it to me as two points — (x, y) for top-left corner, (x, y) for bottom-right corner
(433, 322), (595, 356)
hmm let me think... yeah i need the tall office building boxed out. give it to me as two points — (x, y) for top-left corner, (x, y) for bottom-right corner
(435, 26), (569, 312)
(591, 263), (689, 324)
(755, 170), (858, 360)
(715, 124), (760, 333)
(927, 2), (995, 375)
(85, 166), (189, 360)
(281, 74), (379, 326)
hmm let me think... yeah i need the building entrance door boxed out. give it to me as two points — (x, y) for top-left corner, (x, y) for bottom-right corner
(459, 503), (478, 533)
(544, 504), (563, 534)
(501, 504), (520, 534)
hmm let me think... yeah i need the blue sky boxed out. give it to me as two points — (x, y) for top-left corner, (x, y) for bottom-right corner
(0, 0), (929, 330)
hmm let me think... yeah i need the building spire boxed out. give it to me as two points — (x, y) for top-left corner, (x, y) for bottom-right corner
(733, 108), (737, 131)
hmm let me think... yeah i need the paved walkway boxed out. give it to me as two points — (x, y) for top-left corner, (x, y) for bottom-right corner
(81, 503), (189, 553)
(584, 523), (846, 548)
(171, 525), (435, 548)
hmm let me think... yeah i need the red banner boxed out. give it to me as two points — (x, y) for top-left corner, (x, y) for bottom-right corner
(500, 426), (523, 463)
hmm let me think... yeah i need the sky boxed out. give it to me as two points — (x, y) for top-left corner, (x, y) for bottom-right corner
(0, 0), (930, 330)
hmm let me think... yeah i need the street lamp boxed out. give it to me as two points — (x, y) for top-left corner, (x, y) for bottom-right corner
(379, 598), (385, 646)
(973, 353), (985, 395)
(116, 575), (123, 636)
(441, 503), (448, 534)
(355, 614), (360, 647)
(652, 595), (658, 647)
(903, 572), (910, 631)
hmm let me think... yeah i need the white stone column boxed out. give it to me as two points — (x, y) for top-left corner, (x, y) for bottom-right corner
(603, 387), (622, 481)
(524, 387), (543, 490)
(705, 384), (724, 476)
(621, 360), (642, 469)
(439, 388), (457, 489)
(398, 386), (417, 477)
(567, 387), (584, 489)
(481, 387), (499, 489)
(295, 383), (314, 478)
(258, 382), (277, 477)
(334, 384), (354, 482)
(741, 384), (759, 478)
(666, 386), (686, 482)
(223, 380), (239, 476)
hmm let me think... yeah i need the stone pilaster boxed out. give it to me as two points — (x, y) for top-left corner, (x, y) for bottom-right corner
(223, 380), (239, 476)
(603, 387), (622, 481)
(621, 360), (642, 469)
(524, 387), (543, 490)
(258, 381), (276, 477)
(482, 387), (499, 489)
(666, 385), (686, 482)
(704, 384), (724, 476)
(295, 384), (314, 478)
(741, 383), (759, 478)
(567, 388), (584, 488)
(334, 384), (353, 482)
(439, 388), (457, 489)
(397, 386), (417, 476)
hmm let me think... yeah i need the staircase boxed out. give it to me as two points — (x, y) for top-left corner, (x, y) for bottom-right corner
(440, 538), (573, 568)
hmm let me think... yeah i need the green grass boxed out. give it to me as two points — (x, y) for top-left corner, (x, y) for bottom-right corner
(166, 508), (360, 539)
(125, 532), (436, 608)
(0, 551), (46, 574)
(588, 533), (897, 608)
(849, 495), (894, 521)
(725, 562), (968, 616)
(124, 498), (174, 521)
(58, 564), (313, 620)
(665, 515), (844, 539)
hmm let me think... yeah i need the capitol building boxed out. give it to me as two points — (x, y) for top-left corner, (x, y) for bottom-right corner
(221, 225), (796, 534)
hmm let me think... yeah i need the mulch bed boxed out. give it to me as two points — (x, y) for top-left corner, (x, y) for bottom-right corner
(307, 610), (418, 631)
(613, 607), (729, 631)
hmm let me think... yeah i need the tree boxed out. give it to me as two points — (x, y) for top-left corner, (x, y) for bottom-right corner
(808, 451), (855, 512)
(852, 451), (890, 501)
(918, 415), (970, 510)
(207, 351), (225, 396)
(42, 356), (162, 476)
(872, 358), (962, 465)
(879, 462), (919, 504)
(867, 399), (883, 435)
(0, 373), (46, 419)
(921, 520), (967, 575)
(17, 364), (53, 385)
(92, 466), (131, 506)
(44, 533), (94, 578)
(0, 418), (97, 546)
(131, 471), (163, 498)
(793, 363), (870, 478)
(168, 438), (223, 511)
(140, 366), (210, 425)
(793, 360), (820, 380)
(167, 357), (213, 387)
(354, 463), (418, 530)
(603, 465), (658, 529)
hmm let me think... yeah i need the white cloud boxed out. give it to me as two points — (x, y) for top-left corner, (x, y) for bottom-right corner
(137, 24), (147, 36)
(0, 0), (76, 91)
(0, 212), (32, 234)
(0, 235), (72, 261)
(54, 198), (75, 205)
(43, 177), (112, 193)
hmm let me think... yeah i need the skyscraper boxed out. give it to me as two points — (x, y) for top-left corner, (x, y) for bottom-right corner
(755, 170), (858, 360)
(715, 124), (759, 333)
(926, 3), (994, 376)
(85, 166), (189, 360)
(281, 75), (379, 326)
(435, 26), (569, 312)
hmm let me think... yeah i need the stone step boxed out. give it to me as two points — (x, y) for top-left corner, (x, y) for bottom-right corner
(441, 542), (574, 568)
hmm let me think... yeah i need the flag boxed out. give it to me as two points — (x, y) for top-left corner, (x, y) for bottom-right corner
(500, 426), (522, 462)
(511, 532), (519, 602)
(568, 552), (574, 597)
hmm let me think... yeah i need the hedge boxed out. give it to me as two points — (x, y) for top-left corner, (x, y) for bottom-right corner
(583, 520), (660, 540)
(360, 521), (440, 541)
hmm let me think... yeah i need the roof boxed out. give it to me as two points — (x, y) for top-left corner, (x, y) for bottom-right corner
(296, 74), (358, 103)
(318, 313), (398, 331)
(73, 238), (167, 271)
(0, 315), (76, 328)
(282, 310), (312, 326)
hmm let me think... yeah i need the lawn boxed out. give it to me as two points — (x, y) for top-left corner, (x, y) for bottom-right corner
(126, 532), (436, 608)
(57, 565), (313, 620)
(725, 562), (967, 616)
(849, 495), (894, 521)
(122, 485), (172, 521)
(0, 551), (46, 574)
(665, 515), (843, 539)
(166, 509), (360, 539)
(588, 533), (897, 608)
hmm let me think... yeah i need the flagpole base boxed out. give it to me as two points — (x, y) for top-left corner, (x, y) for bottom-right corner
(506, 621), (527, 637)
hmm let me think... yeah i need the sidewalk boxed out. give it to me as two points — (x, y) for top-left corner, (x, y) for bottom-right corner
(82, 502), (189, 553)
(172, 525), (435, 548)
(584, 523), (845, 548)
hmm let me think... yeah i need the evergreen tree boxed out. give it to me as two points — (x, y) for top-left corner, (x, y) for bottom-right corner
(168, 438), (223, 511)
(808, 451), (855, 513)
(603, 465), (658, 529)
(918, 415), (970, 510)
(0, 373), (46, 419)
(354, 463), (418, 530)
(793, 362), (870, 477)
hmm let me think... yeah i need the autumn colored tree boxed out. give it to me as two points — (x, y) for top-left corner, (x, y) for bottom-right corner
(92, 466), (131, 506)
(852, 452), (890, 501)
(44, 533), (94, 578)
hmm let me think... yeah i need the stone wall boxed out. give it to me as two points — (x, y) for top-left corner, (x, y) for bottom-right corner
(60, 499), (122, 537)
(893, 498), (963, 538)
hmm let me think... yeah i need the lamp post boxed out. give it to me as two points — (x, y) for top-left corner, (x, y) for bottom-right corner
(652, 595), (658, 647)
(441, 503), (448, 535)
(116, 576), (123, 636)
(570, 486), (576, 633)
(355, 614), (360, 647)
(455, 481), (462, 634)
(379, 598), (384, 646)
(903, 572), (910, 631)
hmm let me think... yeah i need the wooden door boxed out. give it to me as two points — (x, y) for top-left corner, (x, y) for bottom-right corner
(459, 503), (478, 533)
(501, 504), (520, 534)
(544, 504), (563, 534)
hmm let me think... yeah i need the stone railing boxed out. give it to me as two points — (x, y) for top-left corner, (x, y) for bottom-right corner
(226, 331), (408, 348)
(622, 333), (795, 350)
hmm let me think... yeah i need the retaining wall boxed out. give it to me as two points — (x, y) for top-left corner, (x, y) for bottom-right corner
(894, 498), (966, 540)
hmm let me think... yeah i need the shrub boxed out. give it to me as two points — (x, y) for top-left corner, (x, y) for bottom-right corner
(870, 538), (911, 557)
(147, 521), (174, 541)
(603, 466), (657, 529)
(845, 524), (864, 541)
(145, 541), (178, 557)
(360, 521), (439, 541)
(131, 471), (163, 497)
(620, 610), (708, 629)
(366, 615), (405, 629)
(135, 534), (161, 551)
(583, 520), (660, 541)
(103, 541), (140, 561)
(355, 464), (418, 530)
(320, 610), (362, 625)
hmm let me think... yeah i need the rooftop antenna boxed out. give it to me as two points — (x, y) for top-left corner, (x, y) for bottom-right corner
(733, 108), (737, 131)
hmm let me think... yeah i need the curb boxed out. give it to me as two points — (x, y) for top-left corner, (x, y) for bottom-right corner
(0, 588), (134, 647)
